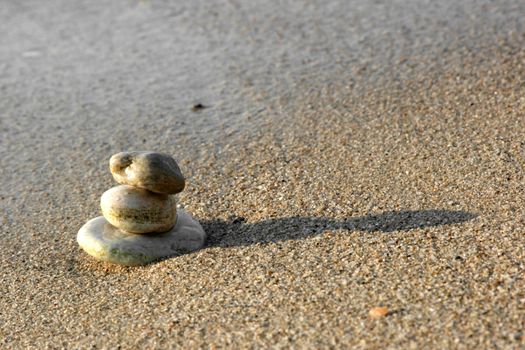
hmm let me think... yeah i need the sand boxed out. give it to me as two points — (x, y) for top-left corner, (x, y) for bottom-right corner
(1, 0), (525, 348)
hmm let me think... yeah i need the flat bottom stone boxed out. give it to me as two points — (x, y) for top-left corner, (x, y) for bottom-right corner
(77, 209), (206, 266)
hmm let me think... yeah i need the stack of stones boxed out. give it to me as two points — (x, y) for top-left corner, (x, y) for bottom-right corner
(77, 151), (206, 266)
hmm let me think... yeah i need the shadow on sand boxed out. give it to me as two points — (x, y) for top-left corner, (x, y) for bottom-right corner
(201, 210), (477, 247)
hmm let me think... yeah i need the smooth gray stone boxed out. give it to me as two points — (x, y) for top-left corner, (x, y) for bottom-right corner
(77, 209), (206, 266)
(100, 185), (177, 234)
(110, 151), (185, 194)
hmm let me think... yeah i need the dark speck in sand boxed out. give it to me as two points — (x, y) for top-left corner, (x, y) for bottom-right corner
(191, 103), (206, 111)
(229, 216), (246, 224)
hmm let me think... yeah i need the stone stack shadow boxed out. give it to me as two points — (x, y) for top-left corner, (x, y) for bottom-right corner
(202, 209), (477, 247)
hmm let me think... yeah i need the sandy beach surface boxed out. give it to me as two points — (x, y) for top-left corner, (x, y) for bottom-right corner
(1, 0), (525, 348)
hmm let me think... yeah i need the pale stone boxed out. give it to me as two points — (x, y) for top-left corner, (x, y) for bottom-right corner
(101, 185), (176, 234)
(77, 209), (206, 266)
(110, 151), (185, 194)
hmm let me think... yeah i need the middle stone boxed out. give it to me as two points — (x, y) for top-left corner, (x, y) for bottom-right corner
(101, 185), (177, 234)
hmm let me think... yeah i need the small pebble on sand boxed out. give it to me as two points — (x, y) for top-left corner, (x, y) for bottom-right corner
(369, 307), (389, 318)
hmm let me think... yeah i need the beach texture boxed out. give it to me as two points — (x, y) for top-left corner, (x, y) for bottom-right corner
(1, 0), (525, 348)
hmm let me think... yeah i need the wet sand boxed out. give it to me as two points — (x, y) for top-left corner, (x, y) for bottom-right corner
(1, 0), (525, 348)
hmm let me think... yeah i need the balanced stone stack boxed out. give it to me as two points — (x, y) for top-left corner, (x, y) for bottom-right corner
(77, 151), (206, 266)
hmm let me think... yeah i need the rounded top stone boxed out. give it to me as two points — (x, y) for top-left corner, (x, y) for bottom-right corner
(110, 151), (185, 194)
